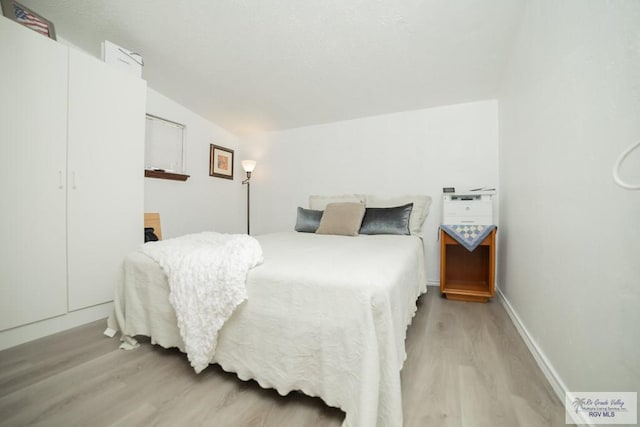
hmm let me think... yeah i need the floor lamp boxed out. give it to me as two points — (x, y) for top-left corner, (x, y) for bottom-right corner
(241, 160), (256, 235)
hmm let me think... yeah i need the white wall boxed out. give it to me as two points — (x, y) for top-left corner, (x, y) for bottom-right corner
(240, 100), (499, 283)
(499, 0), (640, 396)
(144, 88), (244, 237)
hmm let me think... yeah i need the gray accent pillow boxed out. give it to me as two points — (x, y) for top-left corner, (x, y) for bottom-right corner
(295, 207), (323, 233)
(315, 202), (366, 236)
(359, 203), (414, 235)
(365, 195), (432, 235)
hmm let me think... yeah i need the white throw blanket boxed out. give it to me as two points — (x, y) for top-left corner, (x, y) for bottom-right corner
(141, 232), (263, 373)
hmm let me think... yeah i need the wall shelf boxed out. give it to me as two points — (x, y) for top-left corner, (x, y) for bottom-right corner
(144, 169), (190, 181)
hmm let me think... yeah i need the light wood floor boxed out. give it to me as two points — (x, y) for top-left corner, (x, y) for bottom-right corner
(0, 291), (565, 426)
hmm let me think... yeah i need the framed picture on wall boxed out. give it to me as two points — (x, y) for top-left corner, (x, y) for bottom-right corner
(1, 0), (56, 40)
(209, 144), (234, 180)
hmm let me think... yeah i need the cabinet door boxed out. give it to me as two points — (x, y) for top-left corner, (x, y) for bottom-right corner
(0, 20), (68, 330)
(67, 50), (146, 311)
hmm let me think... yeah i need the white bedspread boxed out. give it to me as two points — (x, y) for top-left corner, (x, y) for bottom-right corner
(108, 232), (427, 427)
(140, 232), (263, 373)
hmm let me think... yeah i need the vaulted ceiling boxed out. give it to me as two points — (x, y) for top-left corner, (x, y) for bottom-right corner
(20, 0), (525, 135)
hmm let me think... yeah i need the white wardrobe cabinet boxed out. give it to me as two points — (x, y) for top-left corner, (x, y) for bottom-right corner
(0, 19), (69, 331)
(67, 49), (145, 311)
(0, 18), (145, 335)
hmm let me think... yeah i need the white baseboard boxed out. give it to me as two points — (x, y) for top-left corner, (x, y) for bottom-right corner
(0, 302), (113, 351)
(495, 287), (587, 424)
(427, 280), (440, 287)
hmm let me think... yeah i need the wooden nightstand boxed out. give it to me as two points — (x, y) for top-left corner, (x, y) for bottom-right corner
(440, 228), (496, 303)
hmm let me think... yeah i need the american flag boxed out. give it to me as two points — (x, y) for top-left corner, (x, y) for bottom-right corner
(13, 4), (50, 37)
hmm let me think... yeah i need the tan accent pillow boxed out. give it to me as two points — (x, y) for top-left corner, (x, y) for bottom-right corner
(309, 194), (366, 210)
(315, 202), (366, 236)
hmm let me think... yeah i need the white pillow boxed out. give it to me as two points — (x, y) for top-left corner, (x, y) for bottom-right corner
(365, 195), (432, 235)
(309, 194), (366, 210)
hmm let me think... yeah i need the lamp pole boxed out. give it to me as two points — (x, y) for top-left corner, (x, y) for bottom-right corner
(241, 160), (256, 235)
(246, 177), (250, 234)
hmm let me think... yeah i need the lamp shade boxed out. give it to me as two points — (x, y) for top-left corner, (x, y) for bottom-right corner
(241, 160), (257, 173)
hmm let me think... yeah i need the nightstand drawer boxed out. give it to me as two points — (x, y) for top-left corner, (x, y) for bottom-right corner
(443, 232), (493, 246)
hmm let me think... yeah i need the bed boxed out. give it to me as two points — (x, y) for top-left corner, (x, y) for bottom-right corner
(109, 230), (427, 427)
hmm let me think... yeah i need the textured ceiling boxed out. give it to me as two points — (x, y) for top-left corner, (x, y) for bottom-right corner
(20, 0), (524, 135)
